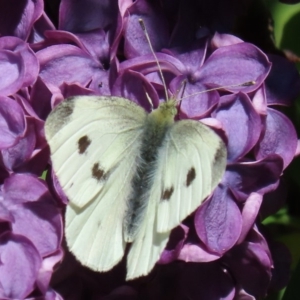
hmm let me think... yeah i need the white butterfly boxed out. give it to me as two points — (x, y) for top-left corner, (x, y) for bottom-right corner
(45, 95), (227, 280)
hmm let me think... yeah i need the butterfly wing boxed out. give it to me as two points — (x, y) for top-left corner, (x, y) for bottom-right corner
(126, 119), (226, 280)
(45, 96), (146, 272)
(155, 120), (227, 232)
(126, 184), (170, 280)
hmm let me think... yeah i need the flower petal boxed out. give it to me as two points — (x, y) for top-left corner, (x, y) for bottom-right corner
(0, 50), (25, 96)
(197, 43), (271, 93)
(0, 96), (26, 149)
(265, 54), (300, 106)
(0, 232), (41, 299)
(0, 0), (43, 40)
(255, 108), (298, 169)
(37, 45), (105, 92)
(124, 0), (168, 58)
(195, 185), (242, 255)
(213, 93), (262, 161)
(238, 193), (263, 243)
(224, 155), (284, 201)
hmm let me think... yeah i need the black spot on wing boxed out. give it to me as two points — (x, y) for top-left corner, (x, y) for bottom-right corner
(161, 186), (174, 201)
(186, 167), (196, 187)
(214, 141), (226, 163)
(54, 97), (76, 119)
(92, 163), (106, 181)
(78, 135), (91, 154)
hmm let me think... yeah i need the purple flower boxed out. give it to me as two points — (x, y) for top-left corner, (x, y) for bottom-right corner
(0, 174), (63, 299)
(0, 0), (298, 298)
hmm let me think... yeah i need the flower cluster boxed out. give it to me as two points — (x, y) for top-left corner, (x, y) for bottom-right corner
(0, 0), (299, 299)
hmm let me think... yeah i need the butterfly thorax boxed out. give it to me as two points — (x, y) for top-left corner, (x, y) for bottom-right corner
(123, 100), (177, 243)
(149, 99), (177, 126)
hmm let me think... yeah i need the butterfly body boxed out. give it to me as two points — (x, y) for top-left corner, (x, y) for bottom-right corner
(124, 99), (177, 242)
(45, 95), (226, 280)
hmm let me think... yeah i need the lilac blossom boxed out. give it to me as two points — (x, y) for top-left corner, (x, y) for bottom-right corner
(0, 0), (298, 299)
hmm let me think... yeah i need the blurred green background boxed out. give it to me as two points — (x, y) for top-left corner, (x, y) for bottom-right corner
(263, 1), (300, 299)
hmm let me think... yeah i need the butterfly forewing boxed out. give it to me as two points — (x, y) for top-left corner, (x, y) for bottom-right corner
(45, 96), (147, 271)
(45, 96), (146, 208)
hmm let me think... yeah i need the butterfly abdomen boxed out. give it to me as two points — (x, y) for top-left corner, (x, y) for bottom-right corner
(123, 111), (174, 243)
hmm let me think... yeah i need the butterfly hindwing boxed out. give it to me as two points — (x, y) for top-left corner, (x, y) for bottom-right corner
(155, 120), (227, 233)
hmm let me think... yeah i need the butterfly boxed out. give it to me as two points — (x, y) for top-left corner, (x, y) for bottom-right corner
(45, 95), (227, 280)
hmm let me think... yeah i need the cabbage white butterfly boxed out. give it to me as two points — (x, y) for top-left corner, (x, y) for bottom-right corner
(45, 94), (227, 280)
(44, 19), (227, 280)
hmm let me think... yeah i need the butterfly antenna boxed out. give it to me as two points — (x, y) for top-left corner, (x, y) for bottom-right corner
(139, 19), (169, 102)
(179, 80), (256, 100)
(144, 88), (154, 111)
(174, 79), (187, 109)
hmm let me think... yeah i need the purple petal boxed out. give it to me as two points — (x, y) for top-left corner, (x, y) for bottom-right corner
(234, 289), (256, 300)
(59, 0), (118, 33)
(3, 173), (49, 205)
(178, 242), (221, 262)
(3, 174), (62, 257)
(42, 29), (110, 64)
(252, 86), (267, 115)
(0, 96), (26, 149)
(31, 289), (64, 300)
(224, 154), (284, 201)
(124, 0), (169, 58)
(195, 185), (242, 255)
(47, 169), (68, 205)
(0, 37), (39, 87)
(265, 54), (300, 106)
(0, 50), (25, 96)
(29, 76), (53, 120)
(76, 29), (110, 62)
(255, 108), (298, 169)
(1, 114), (49, 176)
(59, 82), (98, 99)
(223, 241), (272, 298)
(0, 0), (43, 40)
(1, 117), (36, 171)
(36, 248), (64, 294)
(163, 39), (207, 75)
(37, 44), (105, 92)
(30, 11), (56, 44)
(0, 232), (41, 299)
(174, 77), (219, 119)
(112, 70), (160, 111)
(213, 93), (262, 161)
(0, 202), (13, 224)
(211, 32), (244, 48)
(238, 193), (263, 243)
(197, 43), (271, 93)
(119, 53), (183, 77)
(296, 140), (300, 157)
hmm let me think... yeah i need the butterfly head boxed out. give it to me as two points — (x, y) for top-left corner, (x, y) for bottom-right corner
(149, 99), (177, 125)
